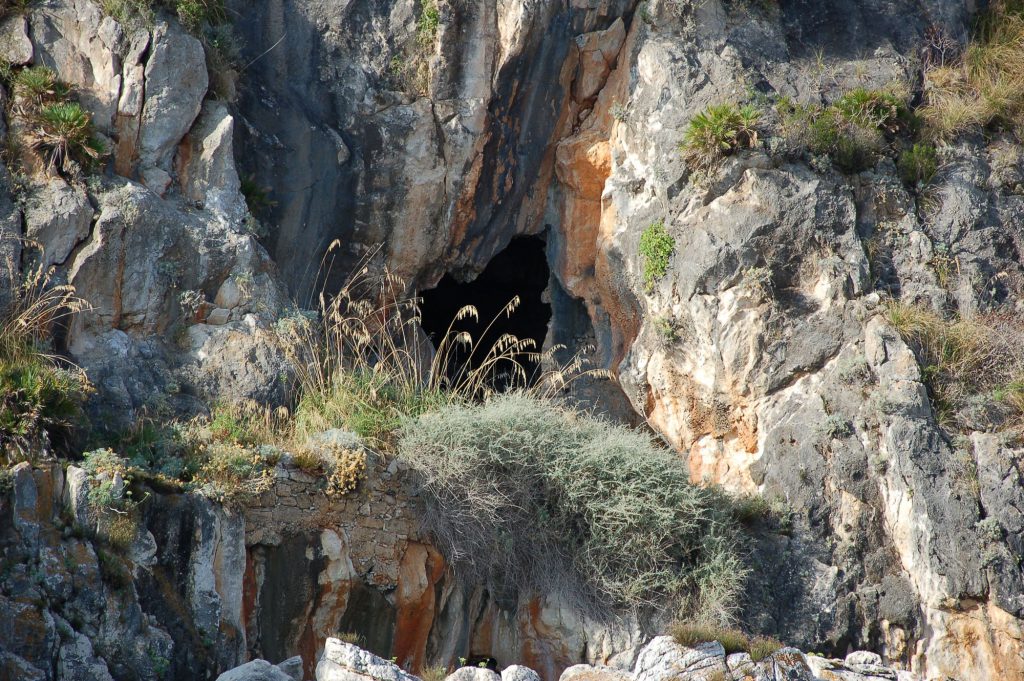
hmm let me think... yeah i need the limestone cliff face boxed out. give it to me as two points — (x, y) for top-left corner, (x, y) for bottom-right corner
(0, 4), (292, 426)
(570, 5), (1024, 680)
(4, 0), (1024, 680)
(228, 0), (633, 293)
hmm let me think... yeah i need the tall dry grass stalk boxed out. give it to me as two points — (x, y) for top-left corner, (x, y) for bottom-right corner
(281, 241), (605, 447)
(1, 250), (89, 362)
(1, 244), (91, 460)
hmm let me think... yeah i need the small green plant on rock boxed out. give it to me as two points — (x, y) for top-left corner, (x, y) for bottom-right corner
(977, 517), (1003, 543)
(417, 0), (440, 46)
(172, 0), (225, 31)
(680, 103), (760, 170)
(898, 143), (938, 187)
(27, 102), (105, 174)
(82, 448), (143, 549)
(817, 413), (853, 439)
(96, 546), (133, 588)
(639, 220), (675, 292)
(654, 316), (678, 342)
(740, 266), (773, 301)
(13, 66), (68, 111)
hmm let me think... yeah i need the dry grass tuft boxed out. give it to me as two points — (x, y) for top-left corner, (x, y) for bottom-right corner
(419, 665), (448, 681)
(919, 2), (1024, 137)
(884, 301), (1024, 431)
(670, 622), (751, 654)
(748, 635), (784, 662)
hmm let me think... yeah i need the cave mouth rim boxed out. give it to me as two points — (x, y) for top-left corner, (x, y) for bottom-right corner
(417, 235), (553, 388)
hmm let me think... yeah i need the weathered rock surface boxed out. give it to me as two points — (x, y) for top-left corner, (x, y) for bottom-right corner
(445, 668), (500, 681)
(5, 0), (1024, 679)
(316, 638), (421, 681)
(502, 665), (542, 681)
(217, 659), (297, 681)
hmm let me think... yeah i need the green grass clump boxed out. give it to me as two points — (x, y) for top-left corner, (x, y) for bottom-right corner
(102, 0), (225, 32)
(398, 392), (748, 618)
(897, 143), (938, 187)
(639, 220), (675, 292)
(778, 86), (910, 173)
(294, 369), (446, 449)
(96, 546), (133, 588)
(680, 103), (760, 170)
(13, 67), (69, 110)
(101, 0), (155, 28)
(417, 0), (440, 46)
(0, 356), (87, 455)
(172, 0), (225, 31)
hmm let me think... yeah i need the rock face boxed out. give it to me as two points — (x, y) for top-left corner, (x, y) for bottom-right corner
(221, 0), (1024, 678)
(5, 0), (293, 430)
(575, 6), (1024, 679)
(4, 0), (1024, 680)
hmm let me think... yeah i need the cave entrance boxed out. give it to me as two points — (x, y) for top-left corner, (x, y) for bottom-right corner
(419, 236), (552, 388)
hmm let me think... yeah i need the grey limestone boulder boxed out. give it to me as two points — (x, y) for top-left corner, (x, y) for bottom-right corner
(217, 659), (295, 681)
(446, 668), (500, 681)
(500, 665), (541, 681)
(316, 639), (420, 681)
(277, 656), (305, 681)
(633, 637), (728, 681)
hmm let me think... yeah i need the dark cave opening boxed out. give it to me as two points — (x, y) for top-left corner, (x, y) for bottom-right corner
(419, 236), (552, 386)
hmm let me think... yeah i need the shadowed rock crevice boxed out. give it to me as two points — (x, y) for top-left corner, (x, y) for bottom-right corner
(419, 236), (552, 384)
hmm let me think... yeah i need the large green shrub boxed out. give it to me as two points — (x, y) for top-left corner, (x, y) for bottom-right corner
(398, 393), (748, 619)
